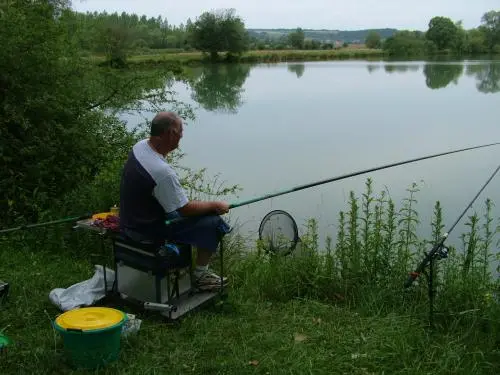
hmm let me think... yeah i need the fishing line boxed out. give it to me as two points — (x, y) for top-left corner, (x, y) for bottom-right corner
(404, 163), (500, 288)
(165, 142), (500, 226)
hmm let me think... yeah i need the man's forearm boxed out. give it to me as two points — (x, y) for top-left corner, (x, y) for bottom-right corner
(177, 201), (217, 216)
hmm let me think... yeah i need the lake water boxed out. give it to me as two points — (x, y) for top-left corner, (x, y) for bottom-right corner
(121, 60), (500, 252)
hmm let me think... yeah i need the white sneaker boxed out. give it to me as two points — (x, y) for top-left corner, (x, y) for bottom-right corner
(195, 271), (228, 291)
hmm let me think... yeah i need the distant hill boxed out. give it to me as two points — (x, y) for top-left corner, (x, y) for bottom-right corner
(247, 28), (398, 44)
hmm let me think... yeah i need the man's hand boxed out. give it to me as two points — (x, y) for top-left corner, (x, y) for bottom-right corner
(212, 201), (230, 215)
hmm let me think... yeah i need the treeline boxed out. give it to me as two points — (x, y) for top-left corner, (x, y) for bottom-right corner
(59, 8), (366, 53)
(61, 10), (190, 51)
(56, 8), (500, 64)
(381, 12), (500, 56)
(60, 8), (253, 64)
(59, 8), (352, 62)
(247, 28), (398, 50)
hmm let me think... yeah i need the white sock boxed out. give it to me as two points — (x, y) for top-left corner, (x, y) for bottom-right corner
(194, 265), (208, 278)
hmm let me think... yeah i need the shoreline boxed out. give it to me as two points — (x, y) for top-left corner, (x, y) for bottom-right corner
(89, 48), (499, 68)
(91, 48), (386, 67)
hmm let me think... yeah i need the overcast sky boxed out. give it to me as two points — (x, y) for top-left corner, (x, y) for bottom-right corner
(72, 0), (498, 30)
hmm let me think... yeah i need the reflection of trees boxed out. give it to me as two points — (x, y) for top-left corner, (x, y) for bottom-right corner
(384, 64), (420, 73)
(366, 64), (381, 73)
(188, 64), (252, 113)
(287, 63), (305, 78)
(465, 63), (500, 94)
(423, 64), (463, 89)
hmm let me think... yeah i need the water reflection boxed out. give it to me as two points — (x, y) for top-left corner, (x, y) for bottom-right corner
(179, 61), (500, 116)
(366, 64), (381, 74)
(466, 63), (500, 94)
(186, 64), (252, 113)
(423, 64), (463, 89)
(287, 63), (305, 78)
(367, 61), (500, 94)
(384, 64), (420, 73)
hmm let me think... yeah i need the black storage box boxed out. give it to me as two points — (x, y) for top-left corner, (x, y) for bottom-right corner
(112, 236), (193, 304)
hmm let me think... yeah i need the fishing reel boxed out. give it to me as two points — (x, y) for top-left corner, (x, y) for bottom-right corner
(424, 242), (449, 262)
(435, 245), (449, 260)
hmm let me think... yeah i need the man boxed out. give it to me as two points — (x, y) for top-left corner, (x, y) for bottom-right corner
(119, 111), (230, 291)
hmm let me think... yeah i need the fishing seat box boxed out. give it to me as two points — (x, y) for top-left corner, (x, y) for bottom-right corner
(111, 235), (193, 305)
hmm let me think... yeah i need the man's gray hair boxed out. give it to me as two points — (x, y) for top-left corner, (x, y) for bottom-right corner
(150, 112), (181, 137)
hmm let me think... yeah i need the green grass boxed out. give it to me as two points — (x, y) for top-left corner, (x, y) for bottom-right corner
(1, 178), (499, 374)
(90, 47), (386, 67)
(0, 247), (498, 375)
(0, 253), (498, 375)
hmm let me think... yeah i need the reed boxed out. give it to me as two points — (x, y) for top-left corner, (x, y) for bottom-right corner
(230, 178), (499, 323)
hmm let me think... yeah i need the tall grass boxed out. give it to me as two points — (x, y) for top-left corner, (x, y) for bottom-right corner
(2, 171), (499, 333)
(231, 178), (500, 330)
(3, 170), (497, 326)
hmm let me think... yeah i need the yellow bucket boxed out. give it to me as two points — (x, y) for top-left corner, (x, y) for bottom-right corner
(54, 307), (127, 369)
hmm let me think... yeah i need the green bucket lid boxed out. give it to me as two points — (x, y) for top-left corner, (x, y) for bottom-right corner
(0, 333), (11, 349)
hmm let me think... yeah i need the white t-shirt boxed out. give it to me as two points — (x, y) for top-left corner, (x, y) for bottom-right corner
(132, 139), (188, 213)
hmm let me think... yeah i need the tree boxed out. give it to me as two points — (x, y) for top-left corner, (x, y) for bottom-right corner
(288, 28), (305, 49)
(189, 9), (249, 60)
(0, 0), (101, 224)
(466, 28), (488, 54)
(303, 39), (321, 50)
(0, 0), (179, 227)
(365, 31), (382, 48)
(480, 10), (500, 51)
(98, 21), (133, 67)
(383, 31), (434, 56)
(452, 21), (467, 54)
(426, 16), (459, 50)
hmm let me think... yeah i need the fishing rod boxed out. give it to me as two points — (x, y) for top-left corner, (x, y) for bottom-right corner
(403, 163), (500, 328)
(404, 163), (500, 289)
(165, 141), (500, 226)
(1, 142), (498, 234)
(0, 214), (92, 235)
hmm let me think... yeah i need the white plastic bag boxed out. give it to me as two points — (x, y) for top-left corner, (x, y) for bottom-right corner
(49, 265), (115, 311)
(122, 313), (142, 337)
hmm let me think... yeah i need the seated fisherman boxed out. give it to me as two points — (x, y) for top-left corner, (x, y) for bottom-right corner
(119, 111), (230, 290)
